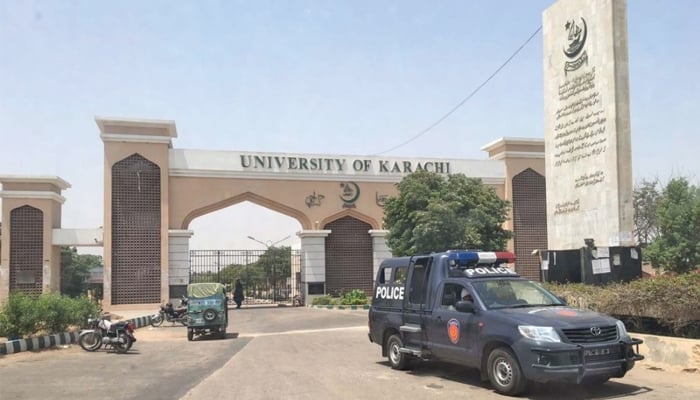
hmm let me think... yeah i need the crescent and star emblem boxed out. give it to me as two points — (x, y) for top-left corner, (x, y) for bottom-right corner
(563, 17), (587, 59)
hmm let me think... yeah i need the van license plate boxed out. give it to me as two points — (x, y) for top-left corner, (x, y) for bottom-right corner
(584, 348), (611, 357)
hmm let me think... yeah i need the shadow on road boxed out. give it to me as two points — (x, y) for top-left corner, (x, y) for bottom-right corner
(376, 360), (654, 399)
(189, 332), (240, 341)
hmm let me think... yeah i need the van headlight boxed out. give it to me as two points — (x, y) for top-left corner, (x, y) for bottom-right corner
(616, 320), (629, 338)
(518, 325), (562, 342)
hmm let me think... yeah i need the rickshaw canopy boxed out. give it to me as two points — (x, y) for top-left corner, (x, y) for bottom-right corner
(187, 282), (226, 299)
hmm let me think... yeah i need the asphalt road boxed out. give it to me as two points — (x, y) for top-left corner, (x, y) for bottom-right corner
(1, 306), (699, 400)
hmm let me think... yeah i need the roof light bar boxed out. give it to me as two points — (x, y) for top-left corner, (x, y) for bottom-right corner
(447, 250), (516, 266)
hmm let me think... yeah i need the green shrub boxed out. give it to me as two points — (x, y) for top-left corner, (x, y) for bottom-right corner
(68, 296), (101, 328)
(339, 289), (368, 305)
(0, 292), (100, 339)
(541, 282), (603, 310)
(311, 295), (336, 306)
(544, 274), (700, 337)
(0, 292), (43, 339)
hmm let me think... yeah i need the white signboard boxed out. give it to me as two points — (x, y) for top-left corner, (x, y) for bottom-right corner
(592, 258), (611, 275)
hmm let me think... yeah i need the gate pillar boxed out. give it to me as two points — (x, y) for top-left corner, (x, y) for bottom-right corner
(369, 229), (392, 285)
(0, 176), (71, 302)
(98, 117), (176, 308)
(297, 229), (331, 304)
(168, 229), (193, 302)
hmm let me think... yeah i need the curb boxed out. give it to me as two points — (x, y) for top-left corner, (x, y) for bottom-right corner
(310, 305), (370, 310)
(0, 315), (152, 356)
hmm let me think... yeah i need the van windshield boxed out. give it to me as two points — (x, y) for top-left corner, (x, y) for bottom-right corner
(471, 279), (564, 310)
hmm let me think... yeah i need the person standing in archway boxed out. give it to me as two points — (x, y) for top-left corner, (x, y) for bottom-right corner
(233, 279), (244, 309)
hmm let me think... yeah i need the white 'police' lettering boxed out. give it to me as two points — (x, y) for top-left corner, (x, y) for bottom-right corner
(465, 267), (514, 277)
(375, 285), (405, 300)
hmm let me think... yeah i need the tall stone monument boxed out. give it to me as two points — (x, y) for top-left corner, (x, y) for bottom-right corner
(543, 0), (634, 252)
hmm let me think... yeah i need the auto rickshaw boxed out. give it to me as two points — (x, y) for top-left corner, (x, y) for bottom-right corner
(186, 282), (228, 341)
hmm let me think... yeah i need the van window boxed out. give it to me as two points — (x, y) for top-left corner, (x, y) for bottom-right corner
(409, 258), (431, 305)
(439, 283), (473, 309)
(378, 267), (391, 284)
(394, 266), (407, 284)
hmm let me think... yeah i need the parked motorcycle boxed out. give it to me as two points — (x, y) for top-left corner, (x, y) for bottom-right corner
(293, 293), (304, 307)
(151, 295), (189, 327)
(78, 314), (135, 354)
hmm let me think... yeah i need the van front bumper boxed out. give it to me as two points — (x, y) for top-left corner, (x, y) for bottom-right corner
(515, 337), (644, 384)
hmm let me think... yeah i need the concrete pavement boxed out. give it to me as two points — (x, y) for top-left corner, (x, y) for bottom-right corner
(3, 304), (700, 374)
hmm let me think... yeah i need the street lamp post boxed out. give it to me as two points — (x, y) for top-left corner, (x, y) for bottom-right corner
(247, 235), (291, 249)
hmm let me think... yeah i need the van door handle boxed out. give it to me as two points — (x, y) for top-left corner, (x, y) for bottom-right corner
(436, 316), (442, 321)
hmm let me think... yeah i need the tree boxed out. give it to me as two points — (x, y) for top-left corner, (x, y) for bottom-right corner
(384, 171), (512, 256)
(256, 246), (292, 278)
(633, 179), (662, 247)
(256, 246), (292, 299)
(60, 246), (102, 297)
(644, 178), (700, 274)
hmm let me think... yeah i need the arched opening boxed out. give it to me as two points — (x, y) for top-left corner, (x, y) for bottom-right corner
(9, 205), (43, 296)
(324, 216), (373, 297)
(187, 201), (303, 305)
(512, 168), (547, 281)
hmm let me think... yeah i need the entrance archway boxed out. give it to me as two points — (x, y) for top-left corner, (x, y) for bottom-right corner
(186, 200), (303, 306)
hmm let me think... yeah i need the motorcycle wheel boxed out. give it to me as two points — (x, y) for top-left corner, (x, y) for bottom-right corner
(78, 331), (102, 352)
(125, 333), (135, 351)
(179, 315), (189, 326)
(150, 314), (164, 327)
(113, 333), (131, 354)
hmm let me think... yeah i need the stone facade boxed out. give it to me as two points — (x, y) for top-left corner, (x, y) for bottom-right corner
(543, 0), (634, 250)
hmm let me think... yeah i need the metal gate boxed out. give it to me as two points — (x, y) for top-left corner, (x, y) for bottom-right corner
(190, 248), (301, 305)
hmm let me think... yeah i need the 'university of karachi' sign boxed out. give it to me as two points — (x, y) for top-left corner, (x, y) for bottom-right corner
(240, 154), (451, 174)
(169, 149), (506, 183)
(543, 0), (634, 250)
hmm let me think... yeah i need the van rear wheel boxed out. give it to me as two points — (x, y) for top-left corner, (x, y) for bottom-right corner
(386, 334), (413, 370)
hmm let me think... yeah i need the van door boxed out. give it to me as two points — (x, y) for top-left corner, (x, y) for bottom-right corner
(426, 282), (478, 366)
(401, 256), (433, 349)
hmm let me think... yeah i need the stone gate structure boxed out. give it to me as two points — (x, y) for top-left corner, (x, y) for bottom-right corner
(1, 117), (546, 307)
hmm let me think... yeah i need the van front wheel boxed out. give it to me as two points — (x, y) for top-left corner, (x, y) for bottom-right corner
(386, 334), (412, 370)
(486, 347), (528, 396)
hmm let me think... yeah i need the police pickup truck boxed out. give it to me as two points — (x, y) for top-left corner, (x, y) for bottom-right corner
(367, 250), (644, 396)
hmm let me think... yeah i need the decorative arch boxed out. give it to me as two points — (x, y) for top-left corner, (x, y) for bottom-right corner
(112, 152), (158, 169)
(111, 153), (162, 304)
(319, 208), (380, 230)
(181, 191), (312, 230)
(512, 168), (547, 281)
(323, 216), (374, 296)
(9, 205), (44, 296)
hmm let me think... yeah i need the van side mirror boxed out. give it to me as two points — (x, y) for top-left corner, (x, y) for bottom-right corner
(455, 300), (476, 313)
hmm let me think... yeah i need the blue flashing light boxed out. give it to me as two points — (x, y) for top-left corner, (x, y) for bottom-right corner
(447, 251), (480, 267)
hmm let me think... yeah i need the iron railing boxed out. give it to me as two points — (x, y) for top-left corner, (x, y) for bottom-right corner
(190, 248), (301, 305)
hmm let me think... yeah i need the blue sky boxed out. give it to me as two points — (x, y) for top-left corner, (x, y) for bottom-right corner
(1, 0), (698, 252)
